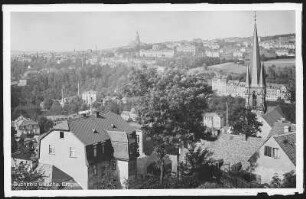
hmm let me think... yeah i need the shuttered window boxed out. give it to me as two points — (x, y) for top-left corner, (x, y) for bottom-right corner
(264, 146), (272, 157)
(264, 146), (280, 158)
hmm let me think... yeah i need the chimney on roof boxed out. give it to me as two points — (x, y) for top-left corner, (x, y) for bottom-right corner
(95, 111), (100, 118)
(284, 125), (290, 133)
(82, 113), (87, 117)
(111, 124), (116, 128)
(279, 117), (286, 123)
(240, 133), (247, 141)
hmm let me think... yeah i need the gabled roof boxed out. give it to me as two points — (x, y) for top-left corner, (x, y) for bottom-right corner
(268, 121), (296, 138)
(20, 120), (39, 127)
(262, 105), (285, 127)
(206, 133), (265, 169)
(274, 133), (296, 165)
(49, 112), (135, 146)
(36, 163), (82, 189)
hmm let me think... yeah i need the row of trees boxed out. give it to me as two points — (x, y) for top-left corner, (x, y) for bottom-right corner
(11, 63), (131, 118)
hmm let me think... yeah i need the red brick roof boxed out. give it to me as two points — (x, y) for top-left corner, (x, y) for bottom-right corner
(274, 133), (296, 165)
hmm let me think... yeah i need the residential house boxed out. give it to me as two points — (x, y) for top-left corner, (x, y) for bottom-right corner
(82, 90), (98, 105)
(39, 111), (138, 189)
(12, 115), (40, 141)
(120, 108), (138, 122)
(203, 133), (265, 172)
(176, 44), (200, 56)
(212, 76), (290, 102)
(205, 50), (220, 58)
(275, 49), (290, 57)
(256, 106), (288, 139)
(249, 122), (296, 184)
(139, 48), (175, 58)
(203, 112), (225, 130)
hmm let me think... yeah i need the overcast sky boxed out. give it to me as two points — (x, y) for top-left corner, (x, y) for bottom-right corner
(11, 11), (295, 51)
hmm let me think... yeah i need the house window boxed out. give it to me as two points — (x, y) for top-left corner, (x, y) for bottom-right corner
(49, 145), (55, 155)
(69, 147), (76, 158)
(264, 146), (272, 157)
(60, 132), (64, 139)
(93, 165), (97, 175)
(273, 148), (280, 159)
(112, 160), (116, 170)
(136, 135), (140, 143)
(101, 143), (104, 154)
(264, 146), (280, 158)
(93, 144), (97, 157)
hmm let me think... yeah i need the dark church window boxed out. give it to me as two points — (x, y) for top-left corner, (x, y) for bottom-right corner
(252, 91), (257, 107)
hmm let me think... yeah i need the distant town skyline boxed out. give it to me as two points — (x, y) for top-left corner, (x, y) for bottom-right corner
(11, 11), (295, 52)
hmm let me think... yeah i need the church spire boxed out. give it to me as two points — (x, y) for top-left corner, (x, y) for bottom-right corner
(250, 11), (261, 87)
(246, 64), (250, 87)
(258, 62), (266, 88)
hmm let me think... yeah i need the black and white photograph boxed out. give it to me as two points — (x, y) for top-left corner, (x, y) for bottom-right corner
(3, 3), (303, 197)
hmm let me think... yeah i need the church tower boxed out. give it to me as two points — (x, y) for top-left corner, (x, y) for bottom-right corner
(245, 12), (266, 114)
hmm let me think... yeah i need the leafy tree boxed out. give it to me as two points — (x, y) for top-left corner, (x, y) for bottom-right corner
(180, 144), (220, 182)
(282, 170), (296, 188)
(270, 173), (282, 188)
(94, 170), (121, 189)
(12, 104), (42, 121)
(105, 101), (121, 114)
(11, 127), (18, 153)
(207, 95), (245, 126)
(49, 101), (63, 115)
(287, 77), (296, 103)
(38, 116), (54, 134)
(123, 67), (213, 184)
(80, 103), (89, 111)
(232, 108), (262, 140)
(43, 97), (54, 110)
(11, 162), (46, 190)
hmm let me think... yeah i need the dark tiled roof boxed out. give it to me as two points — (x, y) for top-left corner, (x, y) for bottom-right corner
(274, 133), (296, 165)
(12, 150), (34, 161)
(52, 166), (75, 184)
(52, 112), (135, 146)
(207, 133), (265, 169)
(262, 105), (285, 127)
(20, 120), (39, 126)
(268, 121), (296, 138)
(53, 120), (69, 131)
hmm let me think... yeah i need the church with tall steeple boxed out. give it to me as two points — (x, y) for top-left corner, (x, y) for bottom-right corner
(245, 12), (266, 114)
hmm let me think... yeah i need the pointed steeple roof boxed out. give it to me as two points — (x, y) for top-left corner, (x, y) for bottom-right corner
(246, 64), (250, 87)
(258, 62), (266, 87)
(250, 15), (261, 87)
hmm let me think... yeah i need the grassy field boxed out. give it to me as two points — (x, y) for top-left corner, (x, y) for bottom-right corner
(188, 58), (295, 76)
(208, 62), (246, 74)
(264, 58), (295, 68)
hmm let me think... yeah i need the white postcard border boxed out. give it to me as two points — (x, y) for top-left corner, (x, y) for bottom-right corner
(3, 3), (303, 197)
